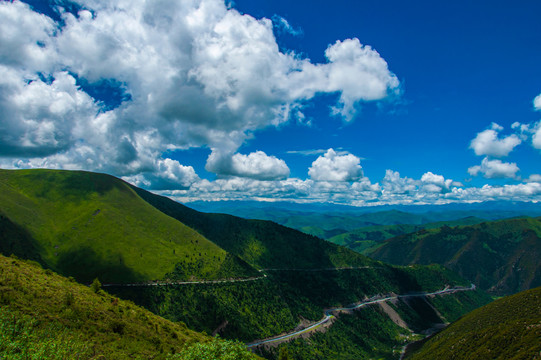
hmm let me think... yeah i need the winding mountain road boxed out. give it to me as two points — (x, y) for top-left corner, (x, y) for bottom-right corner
(98, 266), (476, 349)
(246, 283), (476, 348)
(101, 266), (380, 287)
(101, 274), (267, 287)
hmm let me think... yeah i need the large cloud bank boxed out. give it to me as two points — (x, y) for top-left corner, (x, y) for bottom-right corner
(0, 0), (398, 189)
(1, 1), (540, 205)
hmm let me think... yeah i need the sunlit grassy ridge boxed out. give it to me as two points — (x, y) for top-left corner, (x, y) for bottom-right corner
(369, 217), (541, 295)
(407, 286), (541, 360)
(0, 253), (261, 359)
(132, 185), (376, 270)
(0, 169), (256, 283)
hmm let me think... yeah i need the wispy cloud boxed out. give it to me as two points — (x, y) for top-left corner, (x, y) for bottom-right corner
(286, 149), (328, 156)
(272, 15), (303, 36)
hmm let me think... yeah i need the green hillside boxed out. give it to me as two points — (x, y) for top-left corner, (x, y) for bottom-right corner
(407, 286), (541, 360)
(131, 185), (375, 269)
(0, 169), (256, 283)
(369, 217), (541, 295)
(0, 169), (496, 359)
(328, 217), (487, 254)
(260, 288), (491, 360)
(0, 253), (259, 360)
(110, 263), (490, 345)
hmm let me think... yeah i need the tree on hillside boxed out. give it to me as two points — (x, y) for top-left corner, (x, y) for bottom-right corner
(91, 278), (101, 293)
(278, 346), (291, 360)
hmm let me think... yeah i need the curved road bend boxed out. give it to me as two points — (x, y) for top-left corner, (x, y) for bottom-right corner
(246, 283), (476, 348)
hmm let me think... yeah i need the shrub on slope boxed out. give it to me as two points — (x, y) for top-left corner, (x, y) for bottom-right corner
(0, 253), (260, 359)
(407, 286), (541, 360)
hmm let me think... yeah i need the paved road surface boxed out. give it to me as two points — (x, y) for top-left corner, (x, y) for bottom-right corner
(246, 283), (476, 348)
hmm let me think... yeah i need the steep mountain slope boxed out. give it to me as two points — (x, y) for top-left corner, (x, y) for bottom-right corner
(406, 286), (541, 360)
(0, 169), (256, 283)
(0, 254), (259, 359)
(369, 217), (541, 295)
(261, 287), (491, 360)
(328, 217), (486, 254)
(132, 185), (375, 269)
(0, 169), (494, 359)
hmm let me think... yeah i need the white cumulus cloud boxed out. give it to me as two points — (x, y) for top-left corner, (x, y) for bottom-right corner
(524, 174), (541, 183)
(531, 122), (541, 150)
(123, 159), (199, 190)
(511, 120), (541, 151)
(381, 170), (417, 194)
(534, 93), (541, 111)
(468, 157), (520, 179)
(421, 171), (461, 193)
(308, 149), (363, 182)
(0, 0), (399, 189)
(206, 150), (290, 180)
(469, 123), (521, 157)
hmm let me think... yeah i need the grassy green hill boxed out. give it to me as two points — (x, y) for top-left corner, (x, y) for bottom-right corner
(328, 217), (487, 254)
(406, 286), (541, 360)
(0, 253), (259, 360)
(0, 169), (256, 283)
(0, 169), (496, 359)
(131, 185), (375, 269)
(369, 217), (541, 295)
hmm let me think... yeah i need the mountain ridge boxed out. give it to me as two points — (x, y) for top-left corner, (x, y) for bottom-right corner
(369, 216), (541, 295)
(0, 169), (257, 283)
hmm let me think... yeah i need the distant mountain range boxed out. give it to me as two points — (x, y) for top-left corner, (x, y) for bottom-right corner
(369, 217), (541, 295)
(188, 200), (541, 243)
(188, 199), (541, 216)
(327, 217), (487, 254)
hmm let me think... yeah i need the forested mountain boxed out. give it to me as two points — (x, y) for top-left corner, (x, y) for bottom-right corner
(406, 286), (541, 360)
(327, 217), (487, 254)
(0, 169), (495, 359)
(369, 217), (541, 295)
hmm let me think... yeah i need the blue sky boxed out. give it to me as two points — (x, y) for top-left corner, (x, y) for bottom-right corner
(1, 0), (540, 205)
(231, 0), (541, 182)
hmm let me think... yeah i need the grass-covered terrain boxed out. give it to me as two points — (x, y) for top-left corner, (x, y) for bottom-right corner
(369, 217), (541, 295)
(132, 185), (376, 269)
(0, 254), (260, 359)
(0, 169), (257, 283)
(327, 217), (487, 254)
(406, 286), (541, 360)
(0, 169), (496, 359)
